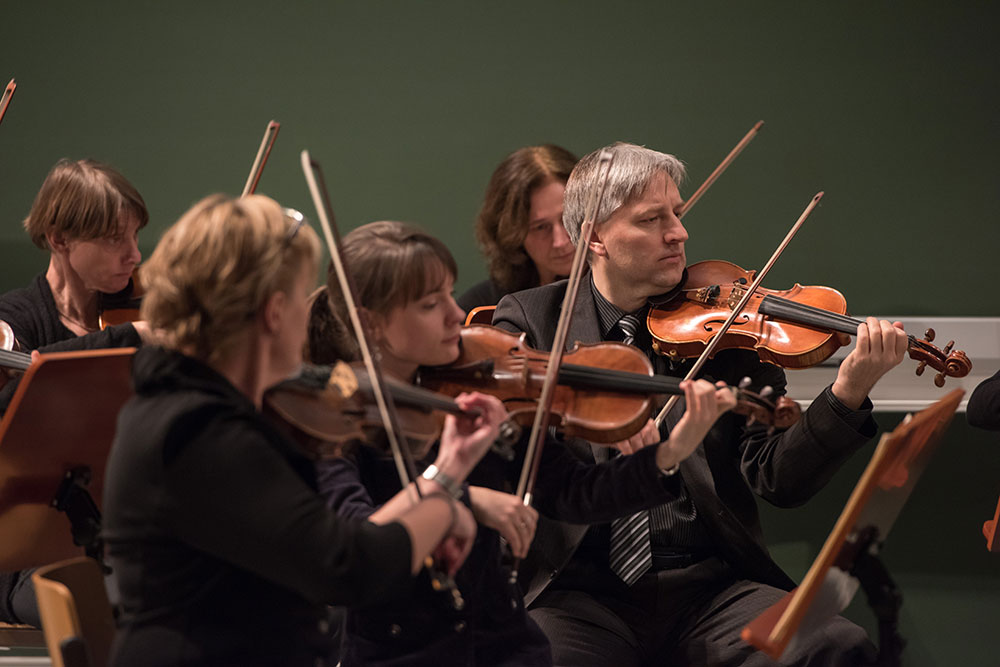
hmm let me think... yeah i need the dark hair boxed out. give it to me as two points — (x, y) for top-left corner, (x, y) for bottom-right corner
(24, 158), (148, 249)
(475, 145), (577, 292)
(309, 220), (457, 364)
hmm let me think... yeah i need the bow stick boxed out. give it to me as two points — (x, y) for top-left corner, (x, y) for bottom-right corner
(300, 150), (423, 501)
(302, 150), (468, 609)
(0, 79), (16, 126)
(516, 151), (615, 504)
(653, 192), (823, 428)
(678, 120), (763, 219)
(241, 120), (280, 197)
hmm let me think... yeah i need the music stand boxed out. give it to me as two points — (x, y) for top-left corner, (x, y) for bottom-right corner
(983, 494), (1000, 553)
(0, 349), (134, 572)
(742, 388), (964, 667)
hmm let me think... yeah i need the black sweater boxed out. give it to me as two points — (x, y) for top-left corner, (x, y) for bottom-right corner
(0, 272), (142, 411)
(968, 368), (1000, 430)
(103, 347), (414, 667)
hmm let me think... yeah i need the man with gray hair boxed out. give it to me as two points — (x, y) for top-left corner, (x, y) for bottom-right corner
(493, 141), (907, 666)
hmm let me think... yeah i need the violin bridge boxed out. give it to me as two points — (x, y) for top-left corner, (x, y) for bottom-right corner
(727, 284), (747, 310)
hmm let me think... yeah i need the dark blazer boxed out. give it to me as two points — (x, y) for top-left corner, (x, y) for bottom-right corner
(457, 278), (507, 314)
(493, 279), (878, 604)
(968, 368), (1000, 430)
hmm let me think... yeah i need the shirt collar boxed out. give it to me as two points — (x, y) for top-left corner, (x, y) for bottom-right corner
(589, 269), (690, 340)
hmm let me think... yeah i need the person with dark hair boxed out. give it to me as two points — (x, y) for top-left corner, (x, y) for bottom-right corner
(457, 145), (578, 313)
(0, 158), (153, 626)
(0, 158), (150, 353)
(103, 196), (499, 667)
(493, 141), (909, 666)
(309, 219), (734, 666)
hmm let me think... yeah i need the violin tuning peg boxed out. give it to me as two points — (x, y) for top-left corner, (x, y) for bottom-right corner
(745, 414), (757, 427)
(924, 328), (936, 343)
(934, 372), (946, 388)
(944, 340), (954, 355)
(915, 361), (927, 376)
(739, 376), (752, 389)
(759, 385), (774, 398)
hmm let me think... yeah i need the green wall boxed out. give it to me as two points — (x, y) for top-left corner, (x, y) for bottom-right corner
(2, 2), (998, 664)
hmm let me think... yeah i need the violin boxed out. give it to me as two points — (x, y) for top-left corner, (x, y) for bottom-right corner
(98, 269), (144, 330)
(647, 260), (972, 387)
(0, 321), (30, 390)
(264, 360), (520, 459)
(416, 325), (801, 444)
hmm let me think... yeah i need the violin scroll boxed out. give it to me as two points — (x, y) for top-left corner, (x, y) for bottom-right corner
(729, 378), (802, 434)
(910, 333), (971, 387)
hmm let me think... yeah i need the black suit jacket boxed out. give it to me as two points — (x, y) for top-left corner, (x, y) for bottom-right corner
(493, 279), (878, 604)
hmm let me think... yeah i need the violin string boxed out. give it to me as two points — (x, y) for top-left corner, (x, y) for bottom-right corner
(761, 295), (924, 350)
(0, 348), (31, 370)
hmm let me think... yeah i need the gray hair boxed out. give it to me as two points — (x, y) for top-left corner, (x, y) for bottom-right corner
(563, 142), (686, 245)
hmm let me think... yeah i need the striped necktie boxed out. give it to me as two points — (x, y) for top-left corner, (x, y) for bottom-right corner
(609, 312), (652, 585)
(617, 312), (641, 346)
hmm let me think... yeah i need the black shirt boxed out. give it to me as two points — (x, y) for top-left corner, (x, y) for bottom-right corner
(104, 347), (413, 667)
(0, 272), (143, 411)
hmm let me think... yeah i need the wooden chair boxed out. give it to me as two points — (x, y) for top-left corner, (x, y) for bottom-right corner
(32, 557), (113, 667)
(464, 305), (496, 326)
(0, 621), (45, 647)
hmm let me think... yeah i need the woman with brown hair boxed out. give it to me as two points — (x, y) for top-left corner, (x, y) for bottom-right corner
(0, 158), (150, 352)
(309, 220), (551, 666)
(457, 145), (578, 313)
(103, 196), (502, 667)
(0, 158), (152, 626)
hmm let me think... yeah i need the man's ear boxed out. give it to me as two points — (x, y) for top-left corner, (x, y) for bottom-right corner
(588, 226), (607, 258)
(261, 290), (287, 334)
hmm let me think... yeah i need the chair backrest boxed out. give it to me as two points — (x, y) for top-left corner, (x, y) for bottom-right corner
(32, 557), (114, 667)
(464, 305), (496, 326)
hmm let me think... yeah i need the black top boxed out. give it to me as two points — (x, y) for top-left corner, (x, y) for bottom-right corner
(456, 278), (508, 314)
(318, 447), (552, 667)
(968, 368), (1000, 430)
(0, 272), (143, 411)
(0, 271), (144, 625)
(103, 347), (414, 667)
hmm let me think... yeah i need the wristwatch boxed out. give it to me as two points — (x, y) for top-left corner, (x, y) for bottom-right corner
(421, 464), (463, 499)
(658, 462), (680, 477)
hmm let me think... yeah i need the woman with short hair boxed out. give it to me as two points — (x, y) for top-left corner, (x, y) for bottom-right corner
(103, 195), (501, 667)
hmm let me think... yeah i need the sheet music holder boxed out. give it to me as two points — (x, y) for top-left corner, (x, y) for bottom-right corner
(742, 388), (964, 665)
(984, 494), (1000, 553)
(0, 349), (134, 571)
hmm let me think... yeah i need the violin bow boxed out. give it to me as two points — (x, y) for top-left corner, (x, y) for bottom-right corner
(678, 120), (763, 219)
(515, 151), (615, 504)
(241, 120), (281, 197)
(0, 79), (16, 127)
(300, 150), (422, 502)
(653, 192), (823, 428)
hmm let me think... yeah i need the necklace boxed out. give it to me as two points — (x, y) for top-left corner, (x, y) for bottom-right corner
(58, 310), (98, 334)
